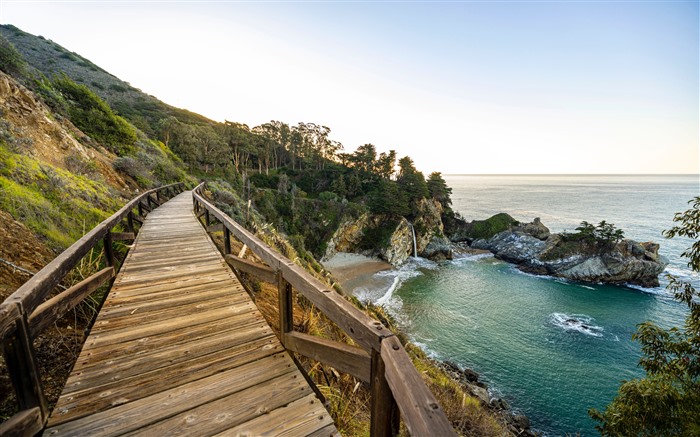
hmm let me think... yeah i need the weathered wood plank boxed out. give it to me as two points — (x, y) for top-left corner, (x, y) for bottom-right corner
(381, 335), (456, 436)
(29, 267), (114, 337)
(225, 254), (277, 284)
(284, 331), (371, 383)
(122, 373), (313, 437)
(0, 407), (43, 437)
(0, 301), (20, 340)
(45, 353), (297, 435)
(70, 313), (268, 373)
(52, 335), (281, 425)
(214, 393), (335, 437)
(110, 232), (135, 242)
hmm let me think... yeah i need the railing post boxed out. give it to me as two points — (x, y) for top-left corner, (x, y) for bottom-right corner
(371, 345), (399, 437)
(138, 202), (144, 217)
(223, 227), (231, 255)
(277, 271), (293, 340)
(103, 232), (115, 267)
(205, 210), (211, 227)
(2, 307), (48, 424)
(127, 211), (135, 234)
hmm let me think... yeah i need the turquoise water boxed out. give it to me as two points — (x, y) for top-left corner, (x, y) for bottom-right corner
(353, 175), (699, 436)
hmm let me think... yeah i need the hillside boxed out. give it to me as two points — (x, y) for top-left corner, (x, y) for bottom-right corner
(0, 25), (527, 435)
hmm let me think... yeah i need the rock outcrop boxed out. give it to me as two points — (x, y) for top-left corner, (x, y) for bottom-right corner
(323, 198), (452, 266)
(471, 218), (668, 287)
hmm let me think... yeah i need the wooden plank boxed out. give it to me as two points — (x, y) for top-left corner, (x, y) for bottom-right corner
(214, 393), (335, 437)
(52, 335), (281, 425)
(105, 279), (243, 302)
(207, 223), (224, 233)
(381, 336), (456, 437)
(87, 301), (257, 341)
(0, 301), (20, 340)
(45, 353), (297, 435)
(123, 373), (313, 437)
(29, 267), (114, 337)
(0, 407), (43, 437)
(110, 232), (135, 242)
(308, 424), (342, 437)
(90, 295), (251, 330)
(370, 348), (399, 437)
(98, 287), (247, 320)
(1, 311), (47, 422)
(69, 313), (268, 374)
(225, 254), (277, 284)
(284, 331), (371, 383)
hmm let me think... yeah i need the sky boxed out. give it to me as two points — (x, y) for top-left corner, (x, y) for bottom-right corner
(1, 0), (698, 175)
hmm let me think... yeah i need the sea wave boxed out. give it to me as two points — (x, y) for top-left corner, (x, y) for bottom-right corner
(364, 259), (433, 316)
(549, 313), (604, 338)
(450, 252), (495, 265)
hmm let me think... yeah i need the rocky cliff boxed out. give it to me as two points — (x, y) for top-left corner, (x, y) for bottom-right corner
(323, 198), (452, 266)
(471, 217), (668, 287)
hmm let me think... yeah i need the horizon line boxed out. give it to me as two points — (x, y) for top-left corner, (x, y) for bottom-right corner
(442, 173), (700, 177)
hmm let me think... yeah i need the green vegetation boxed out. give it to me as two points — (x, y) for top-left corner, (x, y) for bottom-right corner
(0, 143), (119, 248)
(467, 213), (519, 240)
(590, 197), (700, 435)
(52, 75), (137, 155)
(0, 34), (26, 78)
(541, 220), (625, 261)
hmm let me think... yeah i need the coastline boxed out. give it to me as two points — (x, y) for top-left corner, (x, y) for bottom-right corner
(323, 251), (535, 436)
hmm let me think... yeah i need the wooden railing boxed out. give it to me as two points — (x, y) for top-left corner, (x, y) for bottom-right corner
(193, 183), (455, 437)
(0, 182), (184, 436)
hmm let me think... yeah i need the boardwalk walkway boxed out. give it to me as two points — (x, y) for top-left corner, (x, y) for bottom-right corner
(43, 192), (337, 436)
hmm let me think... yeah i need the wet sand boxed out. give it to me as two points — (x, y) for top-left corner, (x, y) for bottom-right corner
(322, 253), (392, 291)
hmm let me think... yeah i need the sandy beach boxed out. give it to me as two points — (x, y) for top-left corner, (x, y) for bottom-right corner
(322, 252), (392, 293)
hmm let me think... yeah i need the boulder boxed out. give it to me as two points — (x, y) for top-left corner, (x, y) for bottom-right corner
(420, 236), (453, 261)
(514, 217), (551, 240)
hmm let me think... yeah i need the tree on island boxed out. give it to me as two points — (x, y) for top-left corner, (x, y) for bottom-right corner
(589, 197), (700, 436)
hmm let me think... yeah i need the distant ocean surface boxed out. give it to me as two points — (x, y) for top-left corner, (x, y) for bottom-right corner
(351, 175), (699, 436)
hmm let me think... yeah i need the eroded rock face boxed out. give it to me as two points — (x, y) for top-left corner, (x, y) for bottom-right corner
(472, 228), (668, 287)
(322, 198), (452, 266)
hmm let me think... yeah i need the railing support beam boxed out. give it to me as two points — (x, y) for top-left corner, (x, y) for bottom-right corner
(371, 347), (400, 437)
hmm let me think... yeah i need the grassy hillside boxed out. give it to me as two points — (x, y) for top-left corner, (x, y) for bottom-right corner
(0, 24), (213, 136)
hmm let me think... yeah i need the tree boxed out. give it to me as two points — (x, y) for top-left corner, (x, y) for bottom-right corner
(589, 197), (700, 436)
(396, 156), (428, 210)
(426, 172), (452, 211)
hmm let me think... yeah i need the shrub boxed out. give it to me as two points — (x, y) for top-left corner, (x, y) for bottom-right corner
(0, 34), (25, 77)
(53, 75), (137, 155)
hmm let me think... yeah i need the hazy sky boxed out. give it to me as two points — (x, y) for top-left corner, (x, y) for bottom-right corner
(1, 1), (698, 175)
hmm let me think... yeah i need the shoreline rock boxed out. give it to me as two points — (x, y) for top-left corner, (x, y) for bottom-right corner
(437, 361), (536, 436)
(465, 216), (668, 288)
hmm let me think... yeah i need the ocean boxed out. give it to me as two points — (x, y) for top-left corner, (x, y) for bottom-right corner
(350, 174), (699, 436)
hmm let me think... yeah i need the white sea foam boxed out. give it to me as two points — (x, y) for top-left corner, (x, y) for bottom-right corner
(549, 313), (604, 337)
(450, 253), (495, 265)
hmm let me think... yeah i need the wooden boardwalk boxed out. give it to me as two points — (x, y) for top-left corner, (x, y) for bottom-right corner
(43, 192), (338, 436)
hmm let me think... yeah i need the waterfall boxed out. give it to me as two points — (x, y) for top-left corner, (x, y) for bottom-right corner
(410, 223), (417, 258)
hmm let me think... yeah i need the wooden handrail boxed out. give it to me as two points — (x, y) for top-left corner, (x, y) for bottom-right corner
(0, 182), (184, 436)
(192, 182), (455, 437)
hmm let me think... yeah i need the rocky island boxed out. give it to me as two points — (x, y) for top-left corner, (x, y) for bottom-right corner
(450, 214), (668, 288)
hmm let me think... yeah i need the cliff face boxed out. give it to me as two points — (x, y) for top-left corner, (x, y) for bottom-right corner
(323, 198), (452, 266)
(0, 70), (128, 189)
